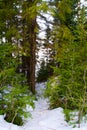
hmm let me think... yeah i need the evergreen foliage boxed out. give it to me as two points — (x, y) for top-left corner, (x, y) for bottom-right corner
(36, 60), (54, 82)
(0, 0), (35, 125)
(1, 0), (87, 127)
(0, 43), (34, 125)
(0, 0), (51, 125)
(45, 0), (87, 125)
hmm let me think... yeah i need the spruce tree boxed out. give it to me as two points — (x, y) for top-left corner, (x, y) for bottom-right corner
(45, 0), (87, 121)
(0, 0), (35, 125)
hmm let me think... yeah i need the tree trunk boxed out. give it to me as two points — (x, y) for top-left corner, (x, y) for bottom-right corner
(27, 18), (36, 94)
(21, 0), (36, 94)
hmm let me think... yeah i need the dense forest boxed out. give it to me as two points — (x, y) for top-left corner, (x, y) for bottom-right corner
(0, 0), (87, 126)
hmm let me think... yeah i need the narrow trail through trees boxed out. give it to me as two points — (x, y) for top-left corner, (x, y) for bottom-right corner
(22, 83), (68, 130)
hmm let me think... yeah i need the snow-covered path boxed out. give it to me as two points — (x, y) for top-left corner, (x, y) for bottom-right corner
(23, 83), (69, 130)
(0, 83), (87, 130)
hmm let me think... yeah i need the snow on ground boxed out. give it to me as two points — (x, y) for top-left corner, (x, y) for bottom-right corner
(0, 82), (87, 130)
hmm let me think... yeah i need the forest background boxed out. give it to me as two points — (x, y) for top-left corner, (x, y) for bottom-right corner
(0, 0), (87, 127)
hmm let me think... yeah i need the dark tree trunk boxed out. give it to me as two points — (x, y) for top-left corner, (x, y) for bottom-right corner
(21, 1), (36, 94)
(26, 18), (36, 94)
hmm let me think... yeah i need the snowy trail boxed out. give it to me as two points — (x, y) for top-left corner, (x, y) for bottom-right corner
(22, 83), (69, 130)
(1, 83), (87, 130)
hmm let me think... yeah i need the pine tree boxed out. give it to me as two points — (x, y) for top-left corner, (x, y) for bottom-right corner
(45, 0), (87, 117)
(0, 0), (35, 125)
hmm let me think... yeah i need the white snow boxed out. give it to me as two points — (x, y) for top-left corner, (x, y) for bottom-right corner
(0, 82), (87, 130)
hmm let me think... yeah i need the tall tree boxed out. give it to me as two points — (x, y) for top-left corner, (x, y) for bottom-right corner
(45, 0), (87, 115)
(21, 0), (37, 94)
(0, 0), (34, 125)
